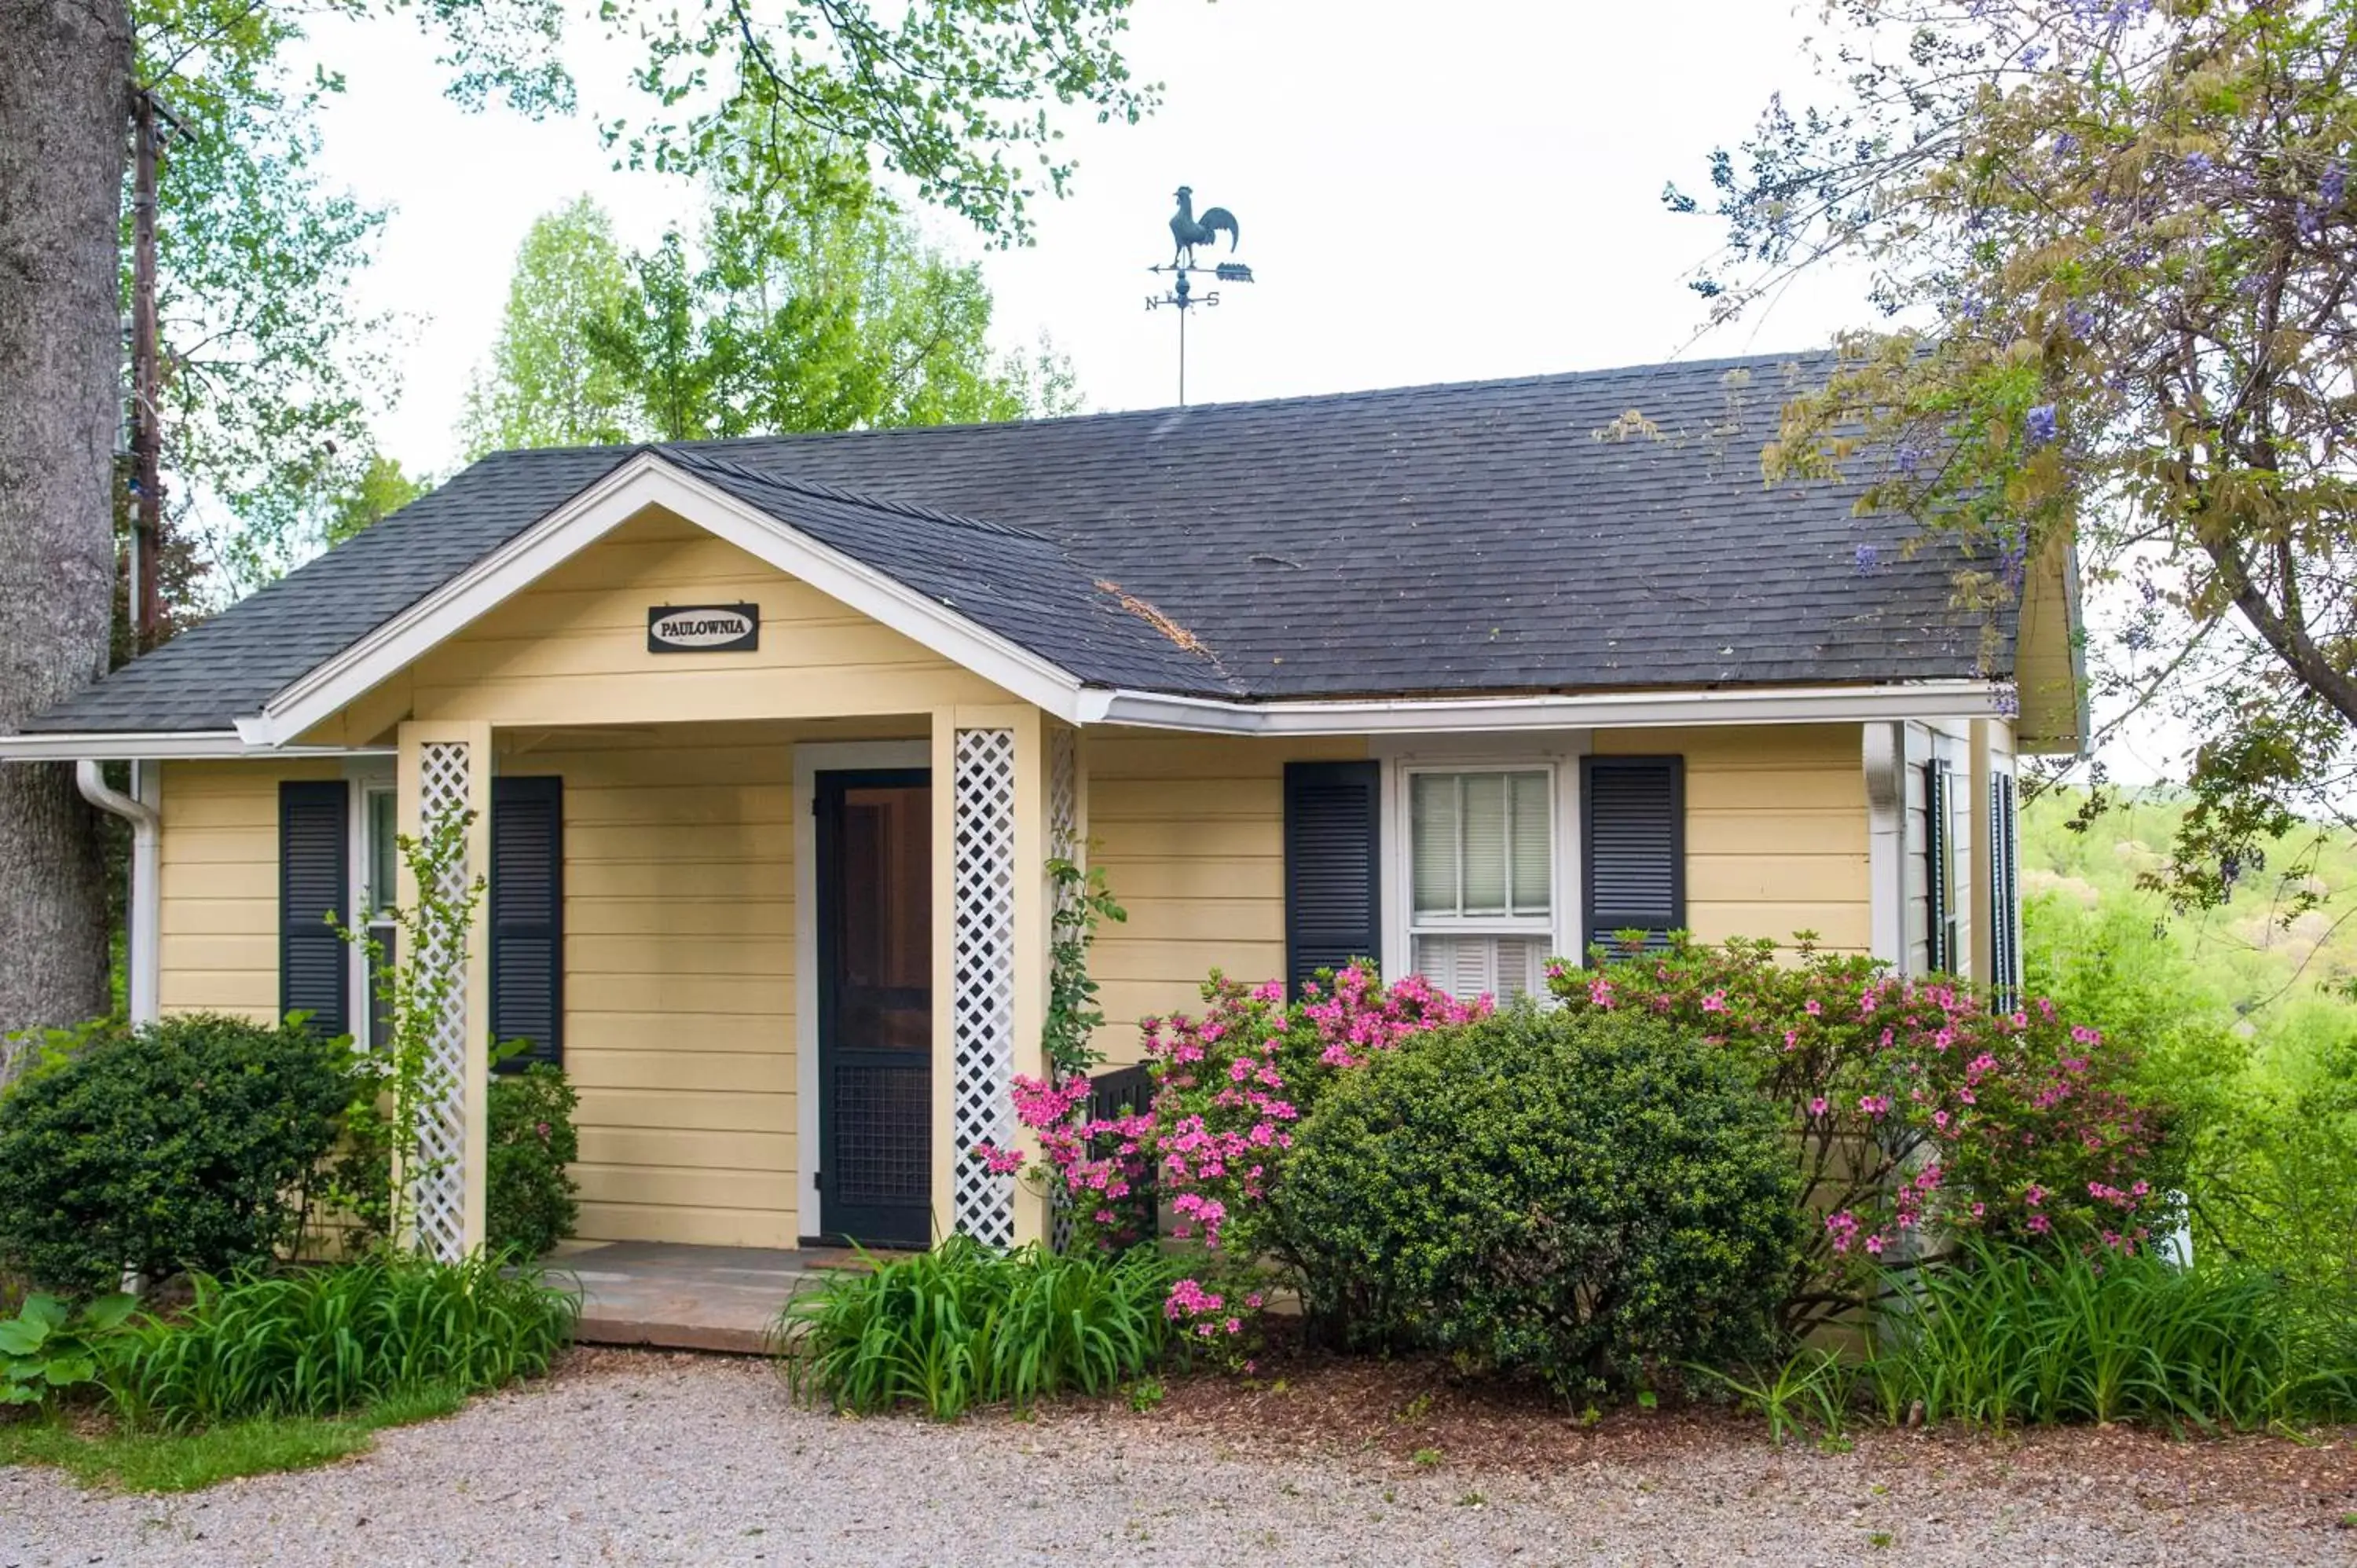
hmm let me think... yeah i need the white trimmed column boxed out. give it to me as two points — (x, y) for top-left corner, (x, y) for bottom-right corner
(397, 720), (494, 1259)
(932, 705), (1050, 1247)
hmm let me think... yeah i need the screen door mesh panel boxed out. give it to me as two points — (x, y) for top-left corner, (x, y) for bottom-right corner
(831, 1064), (933, 1206)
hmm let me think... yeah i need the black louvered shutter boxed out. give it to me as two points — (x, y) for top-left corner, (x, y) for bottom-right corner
(490, 775), (564, 1068)
(1924, 762), (1952, 973)
(280, 780), (351, 1036)
(1582, 757), (1684, 954)
(1283, 760), (1381, 999)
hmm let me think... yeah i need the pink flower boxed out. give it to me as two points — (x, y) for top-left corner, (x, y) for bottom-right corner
(1808, 1097), (1828, 1117)
(1864, 1235), (1886, 1255)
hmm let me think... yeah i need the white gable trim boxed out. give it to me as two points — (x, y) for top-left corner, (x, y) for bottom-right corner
(0, 730), (384, 761)
(234, 452), (1088, 748)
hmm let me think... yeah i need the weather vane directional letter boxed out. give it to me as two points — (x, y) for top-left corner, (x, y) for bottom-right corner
(1146, 184), (1256, 406)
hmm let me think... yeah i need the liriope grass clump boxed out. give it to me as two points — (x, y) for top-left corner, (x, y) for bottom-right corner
(1864, 1240), (2357, 1432)
(105, 1251), (578, 1430)
(776, 1236), (1178, 1420)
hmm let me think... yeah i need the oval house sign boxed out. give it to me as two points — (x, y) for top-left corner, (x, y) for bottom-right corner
(648, 603), (760, 653)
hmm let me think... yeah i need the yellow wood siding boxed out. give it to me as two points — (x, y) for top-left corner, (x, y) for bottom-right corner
(1084, 731), (1366, 1056)
(517, 723), (800, 1249)
(402, 507), (1010, 728)
(2014, 537), (2082, 755)
(157, 758), (343, 1021)
(1593, 725), (1871, 951)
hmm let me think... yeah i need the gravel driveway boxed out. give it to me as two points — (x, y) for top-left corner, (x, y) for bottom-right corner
(4, 1353), (2352, 1567)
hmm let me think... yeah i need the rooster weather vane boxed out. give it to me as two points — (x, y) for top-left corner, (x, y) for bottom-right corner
(1147, 185), (1255, 406)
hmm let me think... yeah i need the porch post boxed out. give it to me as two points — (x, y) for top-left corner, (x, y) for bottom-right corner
(396, 720), (495, 1259)
(932, 704), (1051, 1247)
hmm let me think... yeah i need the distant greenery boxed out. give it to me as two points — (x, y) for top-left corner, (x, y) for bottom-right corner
(460, 151), (1080, 459)
(2024, 789), (2357, 1290)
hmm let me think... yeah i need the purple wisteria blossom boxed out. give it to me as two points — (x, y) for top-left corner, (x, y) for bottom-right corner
(2025, 404), (2059, 446)
(2322, 159), (2347, 211)
(1853, 544), (1879, 577)
(2183, 151), (2214, 176)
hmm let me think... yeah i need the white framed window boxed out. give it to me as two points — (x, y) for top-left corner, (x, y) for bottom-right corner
(1405, 766), (1554, 1002)
(350, 774), (399, 1050)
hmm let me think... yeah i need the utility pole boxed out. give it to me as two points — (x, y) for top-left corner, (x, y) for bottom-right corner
(126, 88), (170, 653)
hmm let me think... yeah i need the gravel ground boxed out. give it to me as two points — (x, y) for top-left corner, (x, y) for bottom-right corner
(5, 1352), (2355, 1567)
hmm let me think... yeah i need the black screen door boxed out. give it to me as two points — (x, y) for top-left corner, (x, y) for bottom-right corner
(816, 769), (933, 1250)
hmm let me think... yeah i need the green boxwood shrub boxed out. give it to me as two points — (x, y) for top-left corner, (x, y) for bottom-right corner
(1277, 1006), (1803, 1395)
(0, 1015), (351, 1295)
(486, 1064), (580, 1258)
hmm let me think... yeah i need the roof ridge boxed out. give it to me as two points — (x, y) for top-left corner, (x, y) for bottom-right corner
(665, 447), (1046, 541)
(645, 347), (1837, 454)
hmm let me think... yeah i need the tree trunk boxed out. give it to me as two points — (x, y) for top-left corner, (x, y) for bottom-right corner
(0, 0), (132, 1033)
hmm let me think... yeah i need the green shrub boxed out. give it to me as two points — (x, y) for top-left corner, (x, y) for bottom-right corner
(1864, 1238), (2357, 1430)
(1277, 1006), (1802, 1396)
(0, 1015), (353, 1295)
(487, 1064), (581, 1258)
(104, 1252), (578, 1429)
(778, 1236), (1178, 1420)
(1552, 936), (2177, 1336)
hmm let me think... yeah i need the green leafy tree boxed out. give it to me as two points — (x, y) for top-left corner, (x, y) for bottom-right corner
(325, 453), (431, 547)
(477, 175), (1080, 449)
(459, 198), (640, 456)
(1672, 0), (2357, 912)
(2, 0), (1158, 1034)
(137, 0), (406, 596)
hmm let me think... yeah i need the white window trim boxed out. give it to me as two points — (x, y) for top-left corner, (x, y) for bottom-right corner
(1373, 733), (1589, 988)
(343, 757), (396, 1043)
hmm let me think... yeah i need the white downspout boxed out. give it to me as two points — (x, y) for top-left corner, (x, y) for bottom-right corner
(1862, 723), (1905, 972)
(78, 759), (161, 1024)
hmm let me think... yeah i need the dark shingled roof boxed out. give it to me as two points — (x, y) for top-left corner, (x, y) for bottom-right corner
(23, 352), (2002, 735)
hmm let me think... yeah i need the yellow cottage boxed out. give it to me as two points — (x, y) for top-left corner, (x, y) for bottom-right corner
(0, 354), (2083, 1262)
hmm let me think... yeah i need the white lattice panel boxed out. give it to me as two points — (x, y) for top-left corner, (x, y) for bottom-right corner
(1047, 724), (1080, 1252)
(413, 740), (471, 1263)
(1049, 725), (1078, 867)
(951, 727), (1017, 1245)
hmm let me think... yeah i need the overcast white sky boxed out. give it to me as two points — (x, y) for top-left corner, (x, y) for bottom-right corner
(305, 0), (1877, 464)
(291, 0), (2183, 781)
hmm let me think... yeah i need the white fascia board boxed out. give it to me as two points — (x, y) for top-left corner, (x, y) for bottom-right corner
(241, 452), (1087, 747)
(1094, 681), (2011, 736)
(0, 730), (390, 762)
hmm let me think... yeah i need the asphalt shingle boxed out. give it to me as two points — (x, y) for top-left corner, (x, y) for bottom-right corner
(21, 353), (2003, 734)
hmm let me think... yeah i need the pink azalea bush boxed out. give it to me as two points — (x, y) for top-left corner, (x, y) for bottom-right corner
(977, 965), (1484, 1346)
(1549, 936), (2176, 1335)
